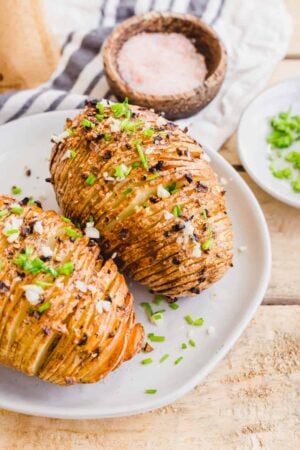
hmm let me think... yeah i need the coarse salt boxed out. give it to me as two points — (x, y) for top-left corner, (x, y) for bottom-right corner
(118, 32), (207, 96)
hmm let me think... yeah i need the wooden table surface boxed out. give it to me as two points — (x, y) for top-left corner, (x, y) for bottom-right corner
(0, 1), (299, 449)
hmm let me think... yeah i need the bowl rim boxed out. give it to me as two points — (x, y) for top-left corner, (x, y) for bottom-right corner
(102, 11), (227, 102)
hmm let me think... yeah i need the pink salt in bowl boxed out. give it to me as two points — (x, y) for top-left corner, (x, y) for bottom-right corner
(102, 12), (227, 120)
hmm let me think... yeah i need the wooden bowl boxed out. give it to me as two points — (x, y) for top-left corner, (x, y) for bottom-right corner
(102, 12), (227, 120)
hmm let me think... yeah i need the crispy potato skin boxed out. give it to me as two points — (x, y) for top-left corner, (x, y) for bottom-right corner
(50, 102), (233, 297)
(0, 196), (143, 385)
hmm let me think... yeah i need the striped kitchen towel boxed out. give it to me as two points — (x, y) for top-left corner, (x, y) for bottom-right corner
(0, 0), (291, 150)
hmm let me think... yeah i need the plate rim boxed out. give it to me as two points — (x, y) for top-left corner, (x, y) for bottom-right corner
(0, 110), (272, 419)
(237, 76), (300, 209)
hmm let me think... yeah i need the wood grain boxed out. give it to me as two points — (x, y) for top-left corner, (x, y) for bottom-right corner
(0, 305), (298, 450)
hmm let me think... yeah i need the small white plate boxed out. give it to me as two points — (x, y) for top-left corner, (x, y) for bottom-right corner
(0, 110), (271, 419)
(238, 77), (300, 209)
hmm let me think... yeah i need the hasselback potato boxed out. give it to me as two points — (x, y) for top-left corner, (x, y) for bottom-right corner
(0, 195), (143, 385)
(50, 99), (233, 297)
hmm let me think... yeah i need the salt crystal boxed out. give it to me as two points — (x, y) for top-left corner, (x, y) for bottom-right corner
(118, 32), (207, 96)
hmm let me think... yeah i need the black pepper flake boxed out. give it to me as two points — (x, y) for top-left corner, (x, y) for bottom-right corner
(87, 238), (99, 247)
(17, 271), (25, 279)
(198, 276), (206, 283)
(119, 228), (128, 240)
(153, 135), (163, 144)
(20, 226), (32, 238)
(34, 200), (43, 208)
(183, 126), (189, 133)
(84, 98), (98, 108)
(103, 150), (112, 160)
(172, 256), (181, 265)
(40, 255), (51, 262)
(25, 169), (31, 177)
(230, 263), (234, 267)
(195, 182), (208, 192)
(149, 196), (159, 204)
(102, 241), (110, 251)
(104, 295), (112, 303)
(114, 255), (125, 269)
(171, 223), (185, 232)
(0, 281), (9, 293)
(190, 287), (200, 294)
(92, 348), (101, 358)
(125, 143), (132, 150)
(184, 173), (193, 183)
(94, 133), (104, 141)
(20, 197), (30, 206)
(78, 333), (88, 346)
(143, 342), (154, 353)
(149, 160), (164, 173)
(65, 377), (75, 385)
(45, 177), (52, 183)
(176, 148), (183, 156)
(164, 230), (172, 237)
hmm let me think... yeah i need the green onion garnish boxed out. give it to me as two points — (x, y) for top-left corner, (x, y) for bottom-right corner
(132, 161), (141, 168)
(141, 358), (153, 365)
(96, 114), (104, 121)
(141, 302), (153, 318)
(11, 186), (22, 195)
(123, 188), (133, 196)
(181, 343), (187, 349)
(34, 280), (54, 288)
(104, 133), (112, 141)
(172, 205), (182, 217)
(184, 315), (204, 326)
(58, 262), (74, 276)
(166, 182), (179, 195)
(143, 128), (154, 138)
(202, 209), (207, 220)
(114, 164), (132, 178)
(174, 356), (183, 365)
(169, 303), (179, 310)
(82, 118), (95, 128)
(285, 151), (300, 169)
(120, 119), (144, 133)
(153, 294), (167, 305)
(4, 229), (19, 236)
(146, 173), (160, 181)
(61, 216), (71, 223)
(11, 206), (24, 214)
(64, 227), (81, 239)
(110, 98), (130, 118)
(292, 177), (300, 192)
(202, 238), (213, 251)
(0, 260), (3, 271)
(85, 173), (97, 186)
(159, 354), (169, 363)
(0, 209), (9, 218)
(145, 389), (157, 394)
(134, 140), (148, 170)
(70, 150), (77, 158)
(148, 333), (165, 342)
(37, 302), (51, 314)
(96, 102), (105, 114)
(189, 339), (196, 347)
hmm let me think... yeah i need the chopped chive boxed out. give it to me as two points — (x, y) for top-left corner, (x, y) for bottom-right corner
(37, 302), (51, 314)
(145, 389), (157, 394)
(0, 209), (9, 218)
(85, 173), (97, 186)
(189, 339), (196, 347)
(202, 238), (213, 251)
(172, 205), (182, 217)
(132, 161), (141, 168)
(123, 187), (133, 196)
(146, 173), (160, 181)
(11, 186), (22, 195)
(96, 114), (104, 121)
(174, 356), (184, 365)
(110, 98), (130, 118)
(61, 216), (71, 223)
(64, 227), (81, 239)
(181, 343), (187, 349)
(0, 260), (3, 271)
(58, 262), (74, 276)
(104, 134), (112, 141)
(34, 280), (54, 288)
(148, 333), (165, 342)
(292, 177), (300, 192)
(96, 102), (105, 114)
(4, 229), (19, 236)
(202, 209), (207, 220)
(141, 302), (153, 318)
(134, 139), (148, 170)
(153, 294), (167, 305)
(166, 182), (179, 195)
(169, 303), (179, 310)
(70, 150), (77, 158)
(143, 128), (155, 138)
(141, 358), (153, 365)
(82, 118), (95, 128)
(184, 315), (194, 325)
(151, 313), (162, 321)
(159, 354), (169, 363)
(120, 119), (144, 133)
(114, 164), (131, 178)
(11, 206), (24, 214)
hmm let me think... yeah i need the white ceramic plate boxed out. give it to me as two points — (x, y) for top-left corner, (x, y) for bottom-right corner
(238, 77), (300, 209)
(0, 110), (271, 419)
